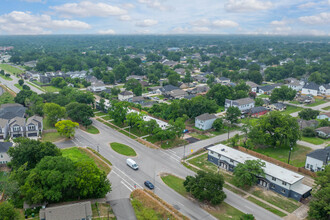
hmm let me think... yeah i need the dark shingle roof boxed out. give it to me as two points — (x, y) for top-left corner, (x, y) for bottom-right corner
(196, 113), (217, 121)
(249, 106), (268, 114)
(307, 147), (330, 163)
(0, 142), (13, 153)
(315, 127), (330, 135)
(119, 90), (133, 96)
(161, 85), (179, 92)
(258, 85), (275, 92)
(0, 104), (26, 120)
(303, 82), (320, 90)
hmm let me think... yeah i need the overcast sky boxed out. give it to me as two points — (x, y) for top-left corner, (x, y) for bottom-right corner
(0, 0), (329, 35)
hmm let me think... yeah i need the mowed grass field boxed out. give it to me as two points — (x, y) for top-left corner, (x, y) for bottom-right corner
(0, 64), (24, 75)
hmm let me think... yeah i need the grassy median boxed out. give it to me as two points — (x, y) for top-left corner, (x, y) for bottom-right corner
(110, 142), (137, 156)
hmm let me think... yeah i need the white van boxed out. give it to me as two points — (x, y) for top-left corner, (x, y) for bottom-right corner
(126, 158), (138, 170)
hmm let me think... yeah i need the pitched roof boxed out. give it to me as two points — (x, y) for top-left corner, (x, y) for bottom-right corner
(161, 85), (179, 92)
(246, 81), (259, 88)
(321, 84), (330, 89)
(303, 82), (320, 90)
(319, 112), (330, 117)
(119, 90), (133, 96)
(26, 115), (43, 127)
(249, 106), (268, 114)
(39, 202), (92, 220)
(0, 118), (7, 128)
(219, 77), (230, 81)
(0, 103), (26, 120)
(315, 126), (330, 135)
(258, 84), (276, 92)
(196, 113), (217, 121)
(0, 142), (13, 153)
(9, 117), (25, 127)
(225, 97), (255, 106)
(307, 147), (330, 163)
(131, 96), (145, 102)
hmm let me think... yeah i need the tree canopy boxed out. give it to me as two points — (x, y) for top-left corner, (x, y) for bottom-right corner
(233, 160), (266, 188)
(270, 86), (296, 103)
(298, 109), (320, 120)
(43, 103), (66, 126)
(55, 120), (79, 138)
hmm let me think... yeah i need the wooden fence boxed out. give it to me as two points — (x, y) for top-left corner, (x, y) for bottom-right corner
(235, 146), (317, 178)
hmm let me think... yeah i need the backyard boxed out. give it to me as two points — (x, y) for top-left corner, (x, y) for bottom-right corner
(0, 92), (15, 105)
(0, 64), (24, 75)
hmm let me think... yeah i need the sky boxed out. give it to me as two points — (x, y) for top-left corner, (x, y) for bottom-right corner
(0, 0), (329, 35)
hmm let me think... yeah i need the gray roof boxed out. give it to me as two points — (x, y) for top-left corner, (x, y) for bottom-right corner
(303, 82), (320, 90)
(196, 113), (217, 121)
(0, 118), (7, 128)
(26, 115), (43, 127)
(39, 201), (92, 220)
(168, 89), (187, 97)
(271, 102), (286, 109)
(219, 77), (230, 81)
(0, 142), (13, 153)
(9, 117), (25, 127)
(321, 84), (330, 89)
(307, 147), (330, 163)
(258, 84), (276, 92)
(161, 85), (179, 92)
(249, 106), (268, 114)
(119, 90), (133, 96)
(0, 103), (26, 120)
(315, 127), (330, 135)
(131, 96), (145, 102)
(184, 94), (196, 100)
(246, 81), (259, 88)
(225, 97), (255, 106)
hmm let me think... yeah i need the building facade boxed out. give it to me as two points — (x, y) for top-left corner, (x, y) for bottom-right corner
(195, 113), (217, 130)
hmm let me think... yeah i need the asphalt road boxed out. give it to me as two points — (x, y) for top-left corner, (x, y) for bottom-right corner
(56, 119), (282, 220)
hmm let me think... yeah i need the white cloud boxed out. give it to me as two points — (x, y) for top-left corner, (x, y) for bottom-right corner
(136, 19), (158, 27)
(299, 12), (330, 25)
(137, 0), (171, 11)
(122, 3), (135, 9)
(270, 20), (287, 26)
(98, 29), (116, 34)
(225, 0), (273, 12)
(212, 20), (239, 27)
(298, 2), (317, 9)
(120, 15), (131, 21)
(0, 11), (90, 35)
(191, 18), (210, 26)
(51, 1), (126, 18)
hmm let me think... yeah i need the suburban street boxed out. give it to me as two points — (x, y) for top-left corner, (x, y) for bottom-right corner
(56, 119), (282, 220)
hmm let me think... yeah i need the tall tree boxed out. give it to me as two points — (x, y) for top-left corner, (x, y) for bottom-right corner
(270, 86), (296, 103)
(109, 101), (128, 124)
(298, 109), (320, 120)
(43, 103), (66, 126)
(125, 78), (142, 96)
(0, 202), (21, 220)
(8, 138), (61, 170)
(233, 160), (265, 188)
(55, 120), (79, 138)
(66, 102), (94, 126)
(184, 170), (226, 205)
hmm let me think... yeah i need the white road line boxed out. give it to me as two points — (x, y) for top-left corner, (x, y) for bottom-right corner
(166, 149), (181, 159)
(177, 202), (184, 207)
(120, 181), (133, 192)
(160, 151), (180, 162)
(112, 171), (136, 189)
(113, 167), (143, 188)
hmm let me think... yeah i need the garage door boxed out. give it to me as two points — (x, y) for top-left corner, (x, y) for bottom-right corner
(28, 133), (38, 137)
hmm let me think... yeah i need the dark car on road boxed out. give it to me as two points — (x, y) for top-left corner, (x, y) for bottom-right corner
(144, 180), (154, 190)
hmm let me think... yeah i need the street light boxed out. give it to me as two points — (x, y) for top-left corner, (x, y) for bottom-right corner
(287, 147), (293, 164)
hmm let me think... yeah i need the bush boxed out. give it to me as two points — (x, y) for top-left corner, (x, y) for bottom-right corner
(302, 127), (316, 137)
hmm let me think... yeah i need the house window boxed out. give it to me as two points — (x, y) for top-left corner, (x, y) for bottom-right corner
(0, 154), (3, 158)
(306, 164), (309, 168)
(230, 159), (234, 163)
(272, 177), (276, 181)
(281, 189), (286, 194)
(13, 126), (20, 132)
(270, 183), (275, 189)
(28, 125), (35, 130)
(282, 181), (287, 186)
(310, 165), (313, 169)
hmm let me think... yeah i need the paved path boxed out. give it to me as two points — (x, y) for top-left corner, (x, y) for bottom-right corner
(109, 198), (137, 220)
(56, 120), (281, 220)
(297, 140), (327, 150)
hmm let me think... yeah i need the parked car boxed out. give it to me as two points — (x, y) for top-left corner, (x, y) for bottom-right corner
(126, 158), (139, 170)
(144, 180), (154, 190)
(183, 129), (189, 133)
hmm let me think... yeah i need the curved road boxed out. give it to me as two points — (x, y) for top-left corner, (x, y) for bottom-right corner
(56, 119), (281, 220)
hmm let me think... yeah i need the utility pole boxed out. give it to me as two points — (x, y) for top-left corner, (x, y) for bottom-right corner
(287, 147), (293, 164)
(183, 144), (186, 160)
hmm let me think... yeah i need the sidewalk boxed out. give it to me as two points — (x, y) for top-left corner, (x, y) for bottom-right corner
(297, 140), (327, 150)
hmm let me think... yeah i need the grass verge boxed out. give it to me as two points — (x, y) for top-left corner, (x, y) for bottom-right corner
(306, 99), (327, 107)
(282, 105), (303, 115)
(41, 132), (64, 142)
(0, 64), (24, 75)
(322, 106), (330, 111)
(81, 125), (100, 134)
(87, 147), (112, 166)
(110, 142), (136, 156)
(247, 196), (287, 217)
(62, 147), (111, 173)
(0, 74), (13, 81)
(301, 136), (326, 145)
(14, 83), (23, 90)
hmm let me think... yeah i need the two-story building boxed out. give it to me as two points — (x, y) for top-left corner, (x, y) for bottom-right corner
(305, 147), (330, 172)
(0, 142), (12, 165)
(118, 91), (134, 101)
(195, 113), (217, 130)
(25, 116), (43, 137)
(225, 98), (255, 114)
(207, 144), (312, 201)
(8, 117), (25, 138)
(302, 82), (320, 96)
(319, 84), (330, 95)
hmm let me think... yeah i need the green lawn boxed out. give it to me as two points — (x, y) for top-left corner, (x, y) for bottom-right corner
(161, 175), (189, 197)
(189, 132), (210, 140)
(42, 117), (55, 130)
(110, 142), (136, 156)
(217, 106), (225, 113)
(14, 83), (23, 90)
(0, 74), (13, 81)
(247, 196), (287, 217)
(160, 138), (188, 149)
(0, 92), (15, 104)
(161, 174), (246, 220)
(95, 112), (108, 116)
(239, 117), (259, 125)
(322, 106), (330, 111)
(124, 126), (149, 137)
(102, 115), (112, 120)
(41, 132), (64, 142)
(84, 125), (100, 134)
(251, 189), (300, 213)
(43, 86), (61, 93)
(306, 99), (327, 107)
(0, 64), (24, 75)
(258, 94), (270, 98)
(62, 147), (111, 173)
(282, 105), (303, 115)
(254, 145), (313, 167)
(26, 81), (45, 92)
(302, 136), (326, 145)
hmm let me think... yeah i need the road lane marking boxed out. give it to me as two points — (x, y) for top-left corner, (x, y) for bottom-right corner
(120, 181), (133, 192)
(113, 167), (143, 188)
(177, 202), (184, 207)
(160, 151), (180, 162)
(112, 171), (136, 190)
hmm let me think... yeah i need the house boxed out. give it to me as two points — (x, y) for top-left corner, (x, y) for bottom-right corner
(317, 112), (330, 120)
(148, 86), (162, 94)
(175, 68), (186, 75)
(0, 142), (12, 165)
(305, 147), (330, 172)
(118, 91), (134, 101)
(246, 81), (259, 93)
(160, 85), (179, 95)
(188, 85), (209, 95)
(208, 144), (312, 201)
(193, 75), (207, 83)
(287, 81), (303, 91)
(129, 96), (145, 104)
(257, 84), (280, 95)
(319, 84), (330, 95)
(315, 127), (330, 139)
(0, 118), (9, 140)
(268, 102), (286, 111)
(25, 116), (43, 137)
(302, 82), (320, 96)
(195, 113), (217, 130)
(39, 201), (92, 220)
(85, 75), (98, 83)
(0, 103), (26, 119)
(165, 89), (187, 99)
(87, 81), (107, 92)
(8, 117), (25, 138)
(217, 77), (230, 84)
(248, 106), (268, 117)
(297, 119), (319, 130)
(225, 98), (255, 113)
(184, 94), (196, 100)
(139, 81), (149, 87)
(126, 75), (145, 81)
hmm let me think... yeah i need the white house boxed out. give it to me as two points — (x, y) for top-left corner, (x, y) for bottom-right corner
(319, 84), (330, 95)
(195, 113), (217, 130)
(208, 144), (312, 201)
(225, 97), (255, 113)
(118, 91), (134, 101)
(246, 81), (259, 93)
(305, 147), (330, 172)
(301, 82), (319, 96)
(315, 127), (330, 139)
(88, 81), (107, 92)
(287, 81), (303, 91)
(317, 112), (330, 120)
(0, 142), (13, 165)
